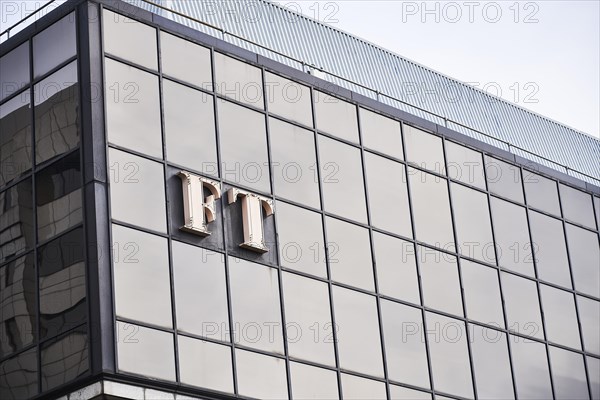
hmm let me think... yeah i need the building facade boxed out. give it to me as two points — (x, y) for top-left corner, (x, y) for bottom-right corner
(0, 1), (599, 399)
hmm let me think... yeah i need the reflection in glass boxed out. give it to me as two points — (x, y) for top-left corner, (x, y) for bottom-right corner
(485, 157), (523, 203)
(33, 13), (76, 79)
(341, 373), (386, 400)
(365, 152), (412, 238)
(235, 349), (288, 400)
(461, 260), (504, 327)
(510, 337), (552, 400)
(163, 80), (217, 177)
(445, 141), (485, 190)
(587, 356), (599, 400)
(178, 336), (233, 394)
(38, 228), (86, 340)
(40, 326), (88, 391)
(577, 296), (600, 355)
(566, 223), (600, 298)
(36, 151), (82, 242)
(333, 286), (383, 377)
(34, 61), (79, 165)
(560, 184), (596, 229)
(112, 224), (171, 328)
(381, 300), (429, 388)
(418, 246), (462, 317)
(161, 32), (212, 89)
(359, 108), (403, 160)
(265, 72), (312, 127)
(0, 178), (34, 263)
(540, 285), (581, 350)
(501, 273), (543, 340)
(523, 171), (560, 216)
(314, 91), (359, 143)
(0, 348), (37, 400)
(529, 211), (571, 288)
(0, 94), (32, 186)
(470, 325), (514, 399)
(549, 346), (589, 400)
(215, 53), (263, 107)
(389, 385), (431, 400)
(404, 125), (445, 175)
(290, 362), (338, 400)
(0, 42), (30, 102)
(326, 217), (373, 291)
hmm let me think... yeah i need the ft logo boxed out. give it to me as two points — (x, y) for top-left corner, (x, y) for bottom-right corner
(178, 171), (274, 253)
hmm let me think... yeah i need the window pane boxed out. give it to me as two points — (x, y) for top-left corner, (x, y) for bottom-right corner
(365, 152), (412, 238)
(390, 385), (431, 400)
(409, 168), (454, 252)
(33, 13), (76, 79)
(381, 300), (430, 388)
(445, 141), (485, 190)
(373, 232), (420, 305)
(163, 80), (217, 176)
(265, 72), (312, 127)
(490, 196), (534, 277)
(112, 224), (171, 328)
(523, 171), (560, 216)
(229, 257), (283, 354)
(595, 196), (600, 229)
(560, 184), (596, 229)
(0, 348), (37, 400)
(326, 217), (373, 291)
(0, 254), (36, 358)
(108, 148), (167, 233)
(588, 356), (599, 400)
(34, 61), (79, 165)
(178, 336), (233, 394)
(470, 325), (514, 400)
(451, 183), (495, 263)
(160, 32), (211, 89)
(172, 241), (229, 341)
(0, 42), (29, 102)
(404, 125), (445, 175)
(218, 100), (270, 192)
(40, 326), (88, 391)
(290, 362), (338, 400)
(318, 135), (367, 223)
(214, 53), (263, 108)
(529, 211), (571, 288)
(0, 178), (34, 263)
(314, 91), (358, 143)
(38, 228), (85, 340)
(577, 296), (600, 355)
(333, 286), (383, 377)
(461, 260), (504, 327)
(103, 10), (157, 70)
(359, 108), (403, 159)
(270, 118), (320, 208)
(566, 223), (600, 298)
(341, 373), (386, 400)
(282, 272), (335, 367)
(510, 337), (552, 400)
(116, 322), (175, 381)
(550, 346), (589, 400)
(235, 349), (288, 400)
(0, 93), (32, 186)
(36, 151), (82, 242)
(502, 273), (543, 340)
(418, 246), (462, 317)
(540, 285), (581, 350)
(425, 312), (473, 399)
(485, 157), (523, 203)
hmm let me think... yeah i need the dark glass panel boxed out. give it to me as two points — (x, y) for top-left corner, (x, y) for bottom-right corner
(0, 348), (37, 399)
(0, 43), (29, 102)
(0, 178), (34, 263)
(40, 326), (88, 392)
(0, 94), (32, 186)
(33, 13), (76, 79)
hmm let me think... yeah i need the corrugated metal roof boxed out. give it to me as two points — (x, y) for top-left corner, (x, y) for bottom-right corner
(133, 0), (599, 183)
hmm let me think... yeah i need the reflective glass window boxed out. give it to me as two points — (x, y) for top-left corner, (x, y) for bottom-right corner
(594, 196), (600, 229)
(451, 183), (495, 263)
(365, 152), (412, 238)
(502, 273), (543, 340)
(485, 157), (523, 203)
(104, 59), (162, 159)
(566, 223), (600, 298)
(461, 259), (504, 327)
(269, 118), (320, 208)
(523, 171), (560, 216)
(404, 125), (445, 175)
(359, 108), (403, 159)
(108, 148), (167, 233)
(318, 135), (367, 223)
(116, 322), (175, 381)
(218, 100), (270, 192)
(38, 228), (85, 340)
(0, 179), (34, 263)
(341, 373), (386, 400)
(282, 272), (335, 367)
(418, 246), (463, 317)
(510, 337), (552, 400)
(425, 312), (473, 399)
(314, 91), (358, 143)
(0, 93), (32, 186)
(409, 168), (454, 252)
(445, 141), (485, 190)
(34, 61), (79, 165)
(333, 286), (384, 377)
(373, 232), (420, 305)
(33, 13), (76, 79)
(381, 300), (430, 388)
(540, 285), (581, 350)
(178, 336), (233, 394)
(36, 151), (82, 242)
(470, 325), (514, 399)
(235, 349), (288, 400)
(0, 42), (29, 102)
(0, 348), (37, 400)
(172, 241), (229, 341)
(265, 72), (312, 127)
(577, 296), (600, 355)
(163, 80), (217, 177)
(103, 10), (158, 70)
(229, 257), (283, 354)
(560, 184), (596, 229)
(160, 32), (212, 89)
(550, 346), (589, 400)
(390, 385), (431, 400)
(214, 53), (263, 108)
(587, 356), (599, 400)
(290, 362), (338, 400)
(40, 326), (88, 391)
(529, 211), (571, 288)
(326, 217), (373, 291)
